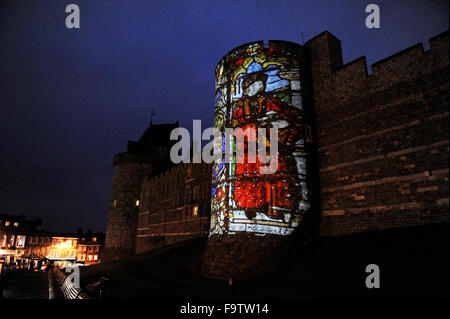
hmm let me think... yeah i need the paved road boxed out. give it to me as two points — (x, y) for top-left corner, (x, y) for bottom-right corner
(1, 271), (49, 299)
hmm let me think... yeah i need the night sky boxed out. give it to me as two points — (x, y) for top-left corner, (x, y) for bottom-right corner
(0, 0), (448, 233)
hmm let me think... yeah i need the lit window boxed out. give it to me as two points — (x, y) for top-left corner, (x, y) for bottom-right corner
(16, 235), (26, 248)
(5, 221), (10, 227)
(94, 255), (98, 261)
(92, 237), (97, 242)
(88, 255), (92, 260)
(193, 205), (198, 217)
(113, 200), (117, 207)
(136, 200), (140, 207)
(13, 222), (19, 228)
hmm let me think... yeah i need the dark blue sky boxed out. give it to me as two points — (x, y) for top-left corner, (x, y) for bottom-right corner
(0, 0), (448, 233)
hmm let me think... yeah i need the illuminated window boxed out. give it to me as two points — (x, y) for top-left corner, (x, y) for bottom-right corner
(94, 255), (98, 261)
(5, 221), (10, 227)
(92, 237), (97, 242)
(193, 205), (198, 217)
(113, 200), (117, 207)
(13, 222), (19, 228)
(135, 200), (140, 207)
(88, 255), (92, 261)
(1, 234), (6, 247)
(16, 235), (26, 248)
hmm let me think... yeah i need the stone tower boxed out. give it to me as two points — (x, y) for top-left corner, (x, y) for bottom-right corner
(202, 40), (319, 279)
(103, 122), (178, 262)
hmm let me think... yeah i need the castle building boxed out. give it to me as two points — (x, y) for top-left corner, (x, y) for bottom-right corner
(203, 30), (449, 279)
(104, 30), (448, 279)
(103, 122), (179, 261)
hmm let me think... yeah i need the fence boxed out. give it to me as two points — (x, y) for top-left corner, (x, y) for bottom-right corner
(50, 267), (90, 299)
(50, 267), (109, 299)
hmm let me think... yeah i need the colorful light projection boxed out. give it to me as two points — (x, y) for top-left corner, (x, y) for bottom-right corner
(210, 41), (314, 237)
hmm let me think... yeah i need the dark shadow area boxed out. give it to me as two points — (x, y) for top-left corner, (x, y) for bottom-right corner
(79, 223), (448, 299)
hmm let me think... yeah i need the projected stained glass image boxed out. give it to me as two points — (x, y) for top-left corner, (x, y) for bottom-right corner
(210, 41), (315, 237)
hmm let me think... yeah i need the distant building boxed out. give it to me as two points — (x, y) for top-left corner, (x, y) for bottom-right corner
(0, 214), (49, 266)
(47, 236), (78, 267)
(77, 233), (103, 265)
(0, 214), (105, 269)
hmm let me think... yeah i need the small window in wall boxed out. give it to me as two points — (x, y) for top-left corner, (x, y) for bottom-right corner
(13, 222), (19, 228)
(193, 205), (198, 217)
(136, 200), (140, 207)
(92, 237), (97, 242)
(5, 221), (10, 227)
(113, 200), (117, 207)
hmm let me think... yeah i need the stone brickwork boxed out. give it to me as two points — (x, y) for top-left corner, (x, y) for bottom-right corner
(305, 31), (449, 236)
(136, 163), (211, 255)
(202, 233), (284, 279)
(103, 153), (154, 261)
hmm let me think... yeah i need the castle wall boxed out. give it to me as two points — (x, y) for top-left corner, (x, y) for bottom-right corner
(305, 31), (449, 236)
(103, 153), (154, 261)
(136, 163), (211, 255)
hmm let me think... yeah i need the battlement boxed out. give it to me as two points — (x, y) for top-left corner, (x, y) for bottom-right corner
(306, 30), (449, 236)
(306, 31), (449, 108)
